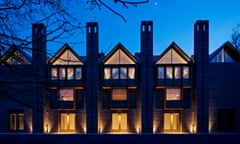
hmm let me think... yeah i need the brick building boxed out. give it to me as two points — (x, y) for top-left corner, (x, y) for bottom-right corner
(0, 20), (240, 134)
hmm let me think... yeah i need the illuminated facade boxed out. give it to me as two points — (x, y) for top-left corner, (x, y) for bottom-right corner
(0, 20), (240, 134)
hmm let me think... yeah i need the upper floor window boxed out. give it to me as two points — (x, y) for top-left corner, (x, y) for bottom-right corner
(183, 66), (189, 79)
(157, 67), (164, 79)
(157, 65), (189, 80)
(59, 88), (74, 101)
(51, 66), (82, 80)
(104, 66), (135, 80)
(166, 88), (181, 100)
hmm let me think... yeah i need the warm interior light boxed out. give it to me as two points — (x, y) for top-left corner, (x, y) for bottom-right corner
(153, 127), (156, 134)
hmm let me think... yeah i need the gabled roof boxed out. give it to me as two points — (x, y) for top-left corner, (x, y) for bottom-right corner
(209, 41), (240, 62)
(0, 45), (31, 65)
(49, 43), (84, 65)
(155, 42), (191, 64)
(103, 42), (137, 64)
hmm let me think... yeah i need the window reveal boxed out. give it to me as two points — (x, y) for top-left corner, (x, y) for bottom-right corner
(166, 89), (181, 100)
(59, 89), (74, 101)
(112, 89), (127, 100)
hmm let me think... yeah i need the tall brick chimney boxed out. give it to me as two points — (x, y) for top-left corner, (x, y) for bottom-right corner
(86, 22), (99, 133)
(140, 21), (153, 133)
(194, 20), (209, 133)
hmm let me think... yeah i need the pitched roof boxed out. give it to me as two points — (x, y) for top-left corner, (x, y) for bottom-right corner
(0, 45), (31, 64)
(209, 41), (240, 62)
(102, 42), (137, 64)
(155, 42), (191, 64)
(48, 43), (84, 65)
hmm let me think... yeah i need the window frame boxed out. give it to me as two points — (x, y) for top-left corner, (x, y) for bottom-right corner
(166, 88), (181, 101)
(8, 110), (24, 131)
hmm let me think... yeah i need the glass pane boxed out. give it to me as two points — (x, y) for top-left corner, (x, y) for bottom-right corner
(104, 67), (111, 79)
(166, 66), (173, 79)
(105, 49), (135, 64)
(166, 89), (181, 100)
(69, 113), (75, 130)
(67, 67), (74, 80)
(10, 114), (16, 130)
(128, 67), (135, 79)
(174, 66), (181, 79)
(53, 49), (83, 65)
(172, 113), (179, 130)
(75, 67), (82, 80)
(183, 66), (189, 79)
(59, 89), (74, 101)
(120, 67), (127, 79)
(112, 89), (127, 100)
(120, 113), (127, 130)
(60, 113), (67, 130)
(158, 67), (164, 79)
(59, 67), (66, 80)
(164, 113), (171, 130)
(112, 68), (119, 79)
(156, 48), (188, 64)
(18, 114), (24, 130)
(112, 113), (119, 130)
(51, 68), (57, 80)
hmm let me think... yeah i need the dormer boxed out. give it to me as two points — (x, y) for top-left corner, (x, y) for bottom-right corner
(0, 45), (31, 65)
(155, 42), (192, 86)
(102, 43), (137, 81)
(210, 41), (240, 63)
(48, 44), (84, 80)
(156, 42), (191, 64)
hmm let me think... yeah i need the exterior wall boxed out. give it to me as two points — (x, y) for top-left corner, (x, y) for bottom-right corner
(209, 63), (240, 132)
(0, 65), (36, 133)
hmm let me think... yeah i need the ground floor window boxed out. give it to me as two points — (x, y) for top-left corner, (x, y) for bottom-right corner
(9, 110), (24, 131)
(164, 112), (180, 132)
(60, 112), (75, 132)
(112, 113), (127, 131)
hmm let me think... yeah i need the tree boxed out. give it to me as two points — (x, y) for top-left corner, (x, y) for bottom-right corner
(0, 0), (149, 55)
(0, 0), (149, 111)
(231, 23), (240, 51)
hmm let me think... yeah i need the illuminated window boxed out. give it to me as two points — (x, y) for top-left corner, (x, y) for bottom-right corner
(105, 49), (135, 64)
(164, 112), (180, 131)
(112, 113), (127, 130)
(104, 67), (111, 79)
(67, 67), (74, 80)
(112, 88), (127, 100)
(52, 49), (83, 65)
(158, 67), (164, 79)
(120, 67), (127, 79)
(59, 67), (66, 80)
(166, 89), (181, 100)
(183, 66), (189, 79)
(75, 67), (82, 80)
(9, 114), (16, 130)
(9, 111), (24, 131)
(59, 88), (74, 101)
(174, 66), (181, 79)
(156, 48), (188, 64)
(60, 113), (75, 131)
(166, 66), (173, 79)
(128, 67), (135, 79)
(51, 67), (57, 80)
(112, 68), (119, 79)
